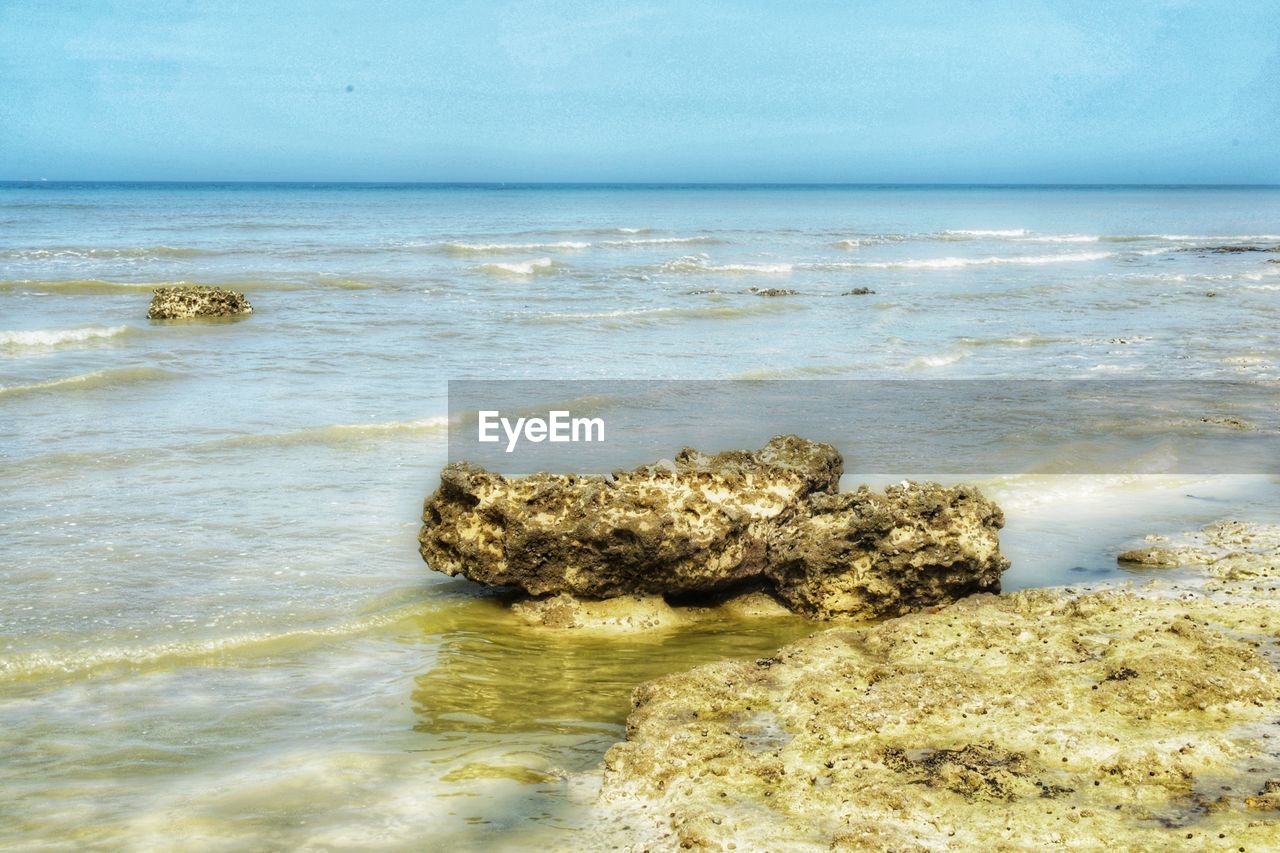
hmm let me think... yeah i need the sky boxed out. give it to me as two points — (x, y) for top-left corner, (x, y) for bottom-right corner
(1, 0), (1278, 183)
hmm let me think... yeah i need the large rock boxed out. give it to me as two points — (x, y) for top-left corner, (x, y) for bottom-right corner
(767, 482), (1008, 619)
(419, 436), (1009, 617)
(597, 584), (1280, 849)
(420, 435), (842, 599)
(147, 285), (252, 319)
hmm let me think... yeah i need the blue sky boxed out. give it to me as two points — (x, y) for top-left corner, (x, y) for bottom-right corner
(2, 0), (1278, 183)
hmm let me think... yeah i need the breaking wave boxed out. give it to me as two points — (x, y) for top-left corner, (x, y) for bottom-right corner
(475, 258), (559, 276)
(0, 366), (179, 398)
(944, 229), (1032, 238)
(810, 252), (1113, 270)
(0, 325), (135, 351)
(661, 254), (793, 274)
(0, 245), (219, 260)
(439, 241), (590, 255)
(209, 416), (451, 449)
(599, 236), (723, 247)
(519, 301), (805, 326)
(0, 597), (442, 686)
(0, 277), (386, 295)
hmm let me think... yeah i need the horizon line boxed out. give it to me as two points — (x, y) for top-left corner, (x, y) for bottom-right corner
(2, 180), (1280, 190)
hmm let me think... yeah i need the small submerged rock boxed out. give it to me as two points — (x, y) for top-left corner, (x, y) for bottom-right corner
(843, 287), (876, 295)
(1117, 520), (1280, 579)
(147, 286), (253, 320)
(510, 588), (793, 631)
(419, 436), (1008, 619)
(749, 287), (799, 297)
(1181, 245), (1280, 254)
(512, 593), (691, 631)
(1199, 414), (1253, 430)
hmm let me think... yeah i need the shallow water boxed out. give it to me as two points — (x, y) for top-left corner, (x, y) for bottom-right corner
(3, 183), (1280, 848)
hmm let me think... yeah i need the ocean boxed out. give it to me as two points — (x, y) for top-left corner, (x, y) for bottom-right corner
(3, 183), (1280, 848)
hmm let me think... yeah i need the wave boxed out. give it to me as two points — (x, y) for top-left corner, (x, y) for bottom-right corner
(810, 252), (1113, 270)
(944, 229), (1031, 238)
(0, 245), (219, 260)
(1, 417), (452, 474)
(1114, 234), (1280, 243)
(845, 230), (1280, 246)
(507, 226), (656, 237)
(956, 335), (1065, 348)
(599, 236), (723, 247)
(439, 241), (590, 255)
(731, 364), (862, 379)
(1021, 234), (1100, 243)
(0, 596), (442, 687)
(475, 258), (559, 276)
(661, 254), (793, 274)
(907, 349), (970, 369)
(209, 416), (450, 450)
(0, 277), (386, 295)
(0, 366), (179, 398)
(0, 325), (135, 351)
(520, 300), (804, 326)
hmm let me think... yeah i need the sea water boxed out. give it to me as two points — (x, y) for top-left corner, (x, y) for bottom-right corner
(2, 183), (1280, 848)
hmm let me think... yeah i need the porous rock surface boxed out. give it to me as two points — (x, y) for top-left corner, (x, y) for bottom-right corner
(1118, 520), (1280, 580)
(597, 583), (1280, 850)
(419, 436), (1008, 618)
(767, 482), (1007, 619)
(421, 435), (841, 599)
(147, 285), (252, 319)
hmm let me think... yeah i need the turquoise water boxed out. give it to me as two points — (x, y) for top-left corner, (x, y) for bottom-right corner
(3, 183), (1280, 848)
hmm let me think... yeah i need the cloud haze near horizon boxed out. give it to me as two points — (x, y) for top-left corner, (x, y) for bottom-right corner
(1, 0), (1278, 183)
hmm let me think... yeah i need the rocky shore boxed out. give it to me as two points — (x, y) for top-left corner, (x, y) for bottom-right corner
(420, 442), (1280, 848)
(147, 285), (252, 319)
(419, 436), (1008, 620)
(596, 522), (1280, 850)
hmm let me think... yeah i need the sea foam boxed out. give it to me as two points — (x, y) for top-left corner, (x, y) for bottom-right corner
(0, 325), (133, 350)
(441, 241), (589, 255)
(810, 252), (1112, 270)
(662, 254), (793, 274)
(476, 258), (558, 276)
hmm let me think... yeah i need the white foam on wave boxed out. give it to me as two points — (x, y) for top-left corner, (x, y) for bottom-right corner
(521, 300), (802, 325)
(662, 254), (793, 274)
(441, 241), (589, 255)
(599, 236), (719, 247)
(0, 325), (133, 350)
(0, 245), (216, 259)
(475, 258), (558, 276)
(944, 229), (1031, 238)
(907, 349), (970, 369)
(1021, 234), (1101, 243)
(813, 252), (1112, 270)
